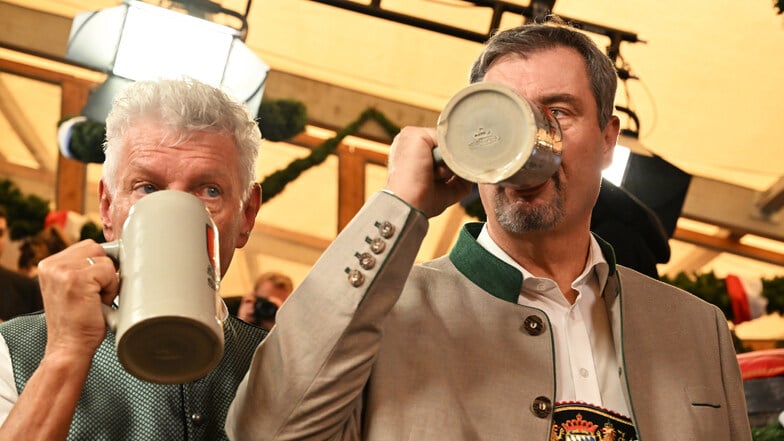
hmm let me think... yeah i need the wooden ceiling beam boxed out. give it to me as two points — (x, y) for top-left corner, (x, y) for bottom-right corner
(672, 227), (784, 267)
(0, 76), (56, 172)
(0, 51), (97, 213)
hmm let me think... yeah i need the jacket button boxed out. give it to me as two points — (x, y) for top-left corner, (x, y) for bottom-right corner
(377, 221), (395, 238)
(190, 412), (205, 426)
(523, 315), (545, 336)
(368, 237), (386, 254)
(531, 396), (552, 418)
(356, 252), (376, 270)
(347, 269), (365, 287)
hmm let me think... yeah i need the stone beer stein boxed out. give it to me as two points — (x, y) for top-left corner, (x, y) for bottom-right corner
(435, 82), (563, 188)
(101, 190), (224, 384)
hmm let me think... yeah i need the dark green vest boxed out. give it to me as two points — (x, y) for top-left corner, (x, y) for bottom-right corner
(0, 313), (267, 440)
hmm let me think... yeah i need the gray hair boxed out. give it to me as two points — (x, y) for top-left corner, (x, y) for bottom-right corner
(102, 78), (261, 199)
(469, 21), (618, 128)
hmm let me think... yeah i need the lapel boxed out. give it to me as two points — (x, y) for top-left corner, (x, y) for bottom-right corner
(601, 257), (639, 430)
(448, 224), (641, 429)
(448, 223), (522, 302)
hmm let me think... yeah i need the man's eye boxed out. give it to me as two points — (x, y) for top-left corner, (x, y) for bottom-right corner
(548, 108), (565, 118)
(204, 186), (221, 198)
(136, 184), (157, 194)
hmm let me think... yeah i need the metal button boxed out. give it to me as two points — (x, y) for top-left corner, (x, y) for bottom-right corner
(377, 221), (395, 238)
(356, 252), (376, 270)
(522, 315), (545, 336)
(368, 237), (386, 254)
(190, 412), (204, 426)
(347, 269), (365, 287)
(531, 396), (552, 418)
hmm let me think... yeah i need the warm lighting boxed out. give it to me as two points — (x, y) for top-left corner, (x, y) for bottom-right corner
(603, 132), (649, 186)
(65, 0), (267, 122)
(603, 144), (631, 186)
(113, 3), (235, 85)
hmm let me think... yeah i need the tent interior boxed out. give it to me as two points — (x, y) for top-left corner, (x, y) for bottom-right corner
(1, 0), (784, 342)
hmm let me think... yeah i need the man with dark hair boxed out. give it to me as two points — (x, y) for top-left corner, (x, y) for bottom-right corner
(227, 21), (751, 440)
(0, 207), (42, 321)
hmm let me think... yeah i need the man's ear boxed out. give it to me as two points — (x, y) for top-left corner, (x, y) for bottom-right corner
(237, 182), (261, 248)
(98, 180), (115, 241)
(601, 115), (621, 170)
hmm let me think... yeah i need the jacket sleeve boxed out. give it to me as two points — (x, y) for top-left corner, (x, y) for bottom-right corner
(715, 307), (753, 441)
(226, 191), (429, 441)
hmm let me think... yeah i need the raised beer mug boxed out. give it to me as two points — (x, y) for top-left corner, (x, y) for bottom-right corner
(435, 82), (563, 188)
(101, 190), (224, 384)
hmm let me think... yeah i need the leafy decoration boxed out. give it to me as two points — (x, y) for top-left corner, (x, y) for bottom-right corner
(762, 276), (784, 315)
(660, 271), (732, 318)
(752, 421), (784, 441)
(59, 116), (106, 163)
(0, 179), (49, 240)
(258, 99), (307, 142)
(260, 108), (399, 203)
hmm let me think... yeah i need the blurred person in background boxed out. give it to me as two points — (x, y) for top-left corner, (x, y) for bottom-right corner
(0, 206), (42, 321)
(17, 225), (71, 278)
(237, 271), (294, 330)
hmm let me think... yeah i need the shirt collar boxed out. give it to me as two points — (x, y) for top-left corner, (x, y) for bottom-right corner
(477, 225), (609, 295)
(449, 223), (616, 304)
(449, 223), (522, 303)
(584, 235), (610, 294)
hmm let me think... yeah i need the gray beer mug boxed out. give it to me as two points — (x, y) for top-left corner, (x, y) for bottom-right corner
(435, 82), (563, 188)
(101, 190), (224, 384)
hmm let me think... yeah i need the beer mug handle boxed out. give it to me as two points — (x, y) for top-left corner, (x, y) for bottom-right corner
(100, 240), (121, 331)
(432, 146), (444, 167)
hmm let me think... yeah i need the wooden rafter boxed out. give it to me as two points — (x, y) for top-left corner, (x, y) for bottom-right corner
(0, 75), (56, 172)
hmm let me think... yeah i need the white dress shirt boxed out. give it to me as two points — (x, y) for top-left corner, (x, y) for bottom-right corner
(477, 226), (631, 417)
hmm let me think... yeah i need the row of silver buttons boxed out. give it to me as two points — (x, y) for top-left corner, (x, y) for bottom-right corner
(346, 221), (396, 287)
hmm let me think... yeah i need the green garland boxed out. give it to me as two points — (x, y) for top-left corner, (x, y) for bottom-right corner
(660, 270), (784, 321)
(752, 421), (784, 441)
(0, 179), (49, 240)
(18, 98), (784, 325)
(261, 108), (399, 202)
(257, 99), (308, 142)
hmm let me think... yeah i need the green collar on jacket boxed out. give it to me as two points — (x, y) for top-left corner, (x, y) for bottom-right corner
(448, 222), (618, 304)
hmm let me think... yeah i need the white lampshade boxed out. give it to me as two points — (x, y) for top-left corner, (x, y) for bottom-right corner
(602, 132), (653, 186)
(603, 144), (631, 186)
(65, 0), (268, 121)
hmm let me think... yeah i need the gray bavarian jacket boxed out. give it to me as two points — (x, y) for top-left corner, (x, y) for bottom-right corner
(227, 191), (751, 441)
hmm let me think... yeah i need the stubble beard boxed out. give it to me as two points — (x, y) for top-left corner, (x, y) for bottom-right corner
(494, 176), (565, 233)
